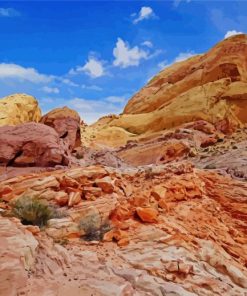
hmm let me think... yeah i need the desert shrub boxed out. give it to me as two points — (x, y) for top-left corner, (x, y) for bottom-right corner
(79, 214), (111, 241)
(204, 163), (216, 170)
(144, 167), (154, 179)
(54, 238), (69, 246)
(12, 196), (54, 227)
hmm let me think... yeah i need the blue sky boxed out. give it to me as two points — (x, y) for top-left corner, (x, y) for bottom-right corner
(0, 0), (246, 123)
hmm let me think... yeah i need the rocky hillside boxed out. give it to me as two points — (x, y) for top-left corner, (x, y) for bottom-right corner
(82, 34), (247, 148)
(0, 35), (247, 296)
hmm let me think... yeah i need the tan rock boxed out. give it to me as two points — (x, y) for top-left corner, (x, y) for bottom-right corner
(54, 191), (69, 206)
(0, 93), (41, 126)
(81, 35), (247, 150)
(151, 185), (167, 201)
(68, 191), (81, 207)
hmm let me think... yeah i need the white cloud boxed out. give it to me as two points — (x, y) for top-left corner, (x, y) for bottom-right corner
(158, 51), (196, 70)
(224, 30), (243, 39)
(0, 63), (53, 83)
(132, 6), (156, 24)
(60, 78), (79, 87)
(158, 60), (168, 69)
(81, 84), (103, 91)
(68, 97), (124, 124)
(105, 95), (127, 104)
(42, 86), (59, 94)
(113, 38), (148, 68)
(0, 8), (20, 17)
(174, 52), (195, 63)
(142, 41), (153, 48)
(71, 57), (105, 78)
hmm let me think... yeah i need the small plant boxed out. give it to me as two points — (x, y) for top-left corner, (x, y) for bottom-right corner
(204, 163), (217, 170)
(12, 196), (54, 227)
(79, 214), (111, 241)
(54, 238), (69, 246)
(144, 167), (154, 179)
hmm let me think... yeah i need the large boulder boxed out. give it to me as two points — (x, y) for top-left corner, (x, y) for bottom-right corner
(40, 107), (81, 150)
(0, 122), (72, 167)
(0, 93), (41, 126)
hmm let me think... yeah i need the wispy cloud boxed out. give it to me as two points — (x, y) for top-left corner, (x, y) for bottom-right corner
(0, 63), (53, 83)
(42, 86), (59, 94)
(0, 8), (20, 17)
(173, 0), (192, 8)
(211, 9), (247, 33)
(142, 41), (153, 48)
(132, 6), (157, 24)
(68, 96), (127, 124)
(81, 84), (103, 91)
(60, 78), (79, 87)
(158, 51), (196, 70)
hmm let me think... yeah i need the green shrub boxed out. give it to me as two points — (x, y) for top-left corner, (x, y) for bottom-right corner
(12, 196), (53, 227)
(79, 214), (111, 241)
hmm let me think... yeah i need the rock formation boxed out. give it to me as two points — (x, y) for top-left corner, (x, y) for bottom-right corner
(81, 34), (247, 149)
(0, 122), (72, 167)
(41, 106), (81, 150)
(0, 93), (41, 126)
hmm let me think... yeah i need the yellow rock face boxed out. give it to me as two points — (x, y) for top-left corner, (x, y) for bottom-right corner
(0, 93), (41, 126)
(82, 34), (247, 148)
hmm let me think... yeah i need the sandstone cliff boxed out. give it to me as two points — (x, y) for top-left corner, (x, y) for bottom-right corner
(82, 34), (247, 148)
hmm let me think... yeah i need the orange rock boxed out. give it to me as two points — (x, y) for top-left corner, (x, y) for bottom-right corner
(110, 204), (133, 222)
(136, 207), (159, 223)
(68, 191), (81, 207)
(151, 185), (167, 201)
(25, 225), (40, 235)
(117, 238), (130, 247)
(83, 186), (102, 198)
(158, 199), (169, 212)
(55, 191), (69, 206)
(103, 229), (128, 243)
(59, 176), (80, 189)
(95, 176), (114, 193)
(132, 195), (150, 207)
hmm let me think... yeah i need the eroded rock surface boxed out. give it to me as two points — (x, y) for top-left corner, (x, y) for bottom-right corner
(0, 122), (72, 167)
(0, 93), (41, 126)
(0, 163), (246, 295)
(41, 106), (81, 150)
(81, 35), (247, 149)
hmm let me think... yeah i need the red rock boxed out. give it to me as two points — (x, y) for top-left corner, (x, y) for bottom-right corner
(40, 106), (81, 150)
(136, 207), (159, 223)
(0, 185), (12, 197)
(0, 123), (72, 167)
